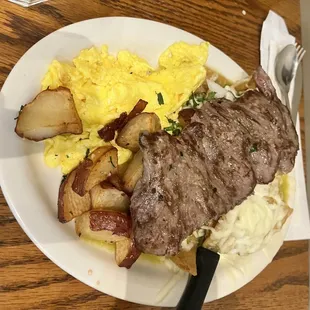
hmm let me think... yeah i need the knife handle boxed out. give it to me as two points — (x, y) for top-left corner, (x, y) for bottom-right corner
(176, 247), (220, 310)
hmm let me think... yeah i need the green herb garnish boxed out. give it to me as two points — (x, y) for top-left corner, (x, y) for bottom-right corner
(206, 91), (216, 100)
(250, 144), (258, 153)
(184, 91), (216, 108)
(164, 118), (182, 136)
(185, 92), (202, 108)
(85, 148), (90, 158)
(109, 156), (116, 168)
(156, 92), (164, 105)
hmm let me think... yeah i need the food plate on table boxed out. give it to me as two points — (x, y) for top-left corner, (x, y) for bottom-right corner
(0, 17), (297, 306)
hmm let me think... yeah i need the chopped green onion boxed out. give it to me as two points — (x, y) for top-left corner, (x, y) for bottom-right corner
(109, 156), (116, 168)
(156, 92), (165, 105)
(206, 91), (216, 100)
(164, 118), (182, 136)
(250, 144), (258, 153)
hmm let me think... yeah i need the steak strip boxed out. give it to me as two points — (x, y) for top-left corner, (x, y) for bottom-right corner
(130, 67), (298, 256)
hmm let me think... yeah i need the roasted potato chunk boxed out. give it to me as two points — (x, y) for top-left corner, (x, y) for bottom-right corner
(72, 146), (118, 196)
(116, 113), (161, 152)
(106, 174), (125, 191)
(15, 87), (82, 141)
(90, 183), (130, 212)
(75, 210), (131, 243)
(170, 246), (197, 276)
(58, 169), (91, 223)
(115, 238), (141, 269)
(122, 151), (143, 193)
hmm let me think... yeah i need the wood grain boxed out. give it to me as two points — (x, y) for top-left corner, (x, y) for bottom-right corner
(0, 0), (308, 309)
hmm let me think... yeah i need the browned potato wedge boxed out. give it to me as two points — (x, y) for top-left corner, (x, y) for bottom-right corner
(72, 146), (118, 196)
(58, 169), (91, 223)
(90, 183), (130, 212)
(75, 210), (131, 243)
(122, 151), (143, 193)
(116, 113), (161, 152)
(15, 87), (82, 141)
(170, 246), (197, 276)
(106, 174), (125, 191)
(115, 238), (141, 269)
(118, 160), (131, 178)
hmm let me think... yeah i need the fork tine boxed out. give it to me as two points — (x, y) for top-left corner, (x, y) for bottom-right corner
(294, 43), (306, 63)
(298, 49), (306, 63)
(297, 46), (303, 58)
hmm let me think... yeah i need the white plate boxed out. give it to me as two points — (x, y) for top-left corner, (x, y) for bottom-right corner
(0, 17), (291, 307)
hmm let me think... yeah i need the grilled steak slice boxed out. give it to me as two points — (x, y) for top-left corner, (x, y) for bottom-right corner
(130, 67), (299, 256)
(253, 67), (298, 173)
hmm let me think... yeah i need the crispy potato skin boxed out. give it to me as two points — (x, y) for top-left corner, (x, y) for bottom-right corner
(126, 99), (148, 120)
(98, 112), (127, 142)
(58, 169), (91, 223)
(15, 87), (82, 141)
(72, 146), (118, 196)
(170, 246), (197, 276)
(75, 211), (128, 243)
(115, 238), (141, 269)
(71, 159), (93, 196)
(89, 210), (131, 237)
(98, 99), (148, 142)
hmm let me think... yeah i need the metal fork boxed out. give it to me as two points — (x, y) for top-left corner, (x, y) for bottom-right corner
(291, 43), (306, 124)
(295, 43), (306, 65)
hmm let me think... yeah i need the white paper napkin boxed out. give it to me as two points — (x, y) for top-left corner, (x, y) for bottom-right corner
(261, 10), (310, 240)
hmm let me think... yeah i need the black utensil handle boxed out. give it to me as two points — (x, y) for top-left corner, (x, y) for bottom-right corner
(176, 247), (220, 310)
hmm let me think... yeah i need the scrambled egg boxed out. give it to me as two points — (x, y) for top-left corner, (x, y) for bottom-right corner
(42, 42), (209, 174)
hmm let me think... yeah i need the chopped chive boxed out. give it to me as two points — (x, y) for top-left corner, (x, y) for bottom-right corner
(250, 144), (258, 153)
(109, 156), (116, 168)
(156, 92), (164, 105)
(164, 117), (182, 136)
(206, 91), (216, 100)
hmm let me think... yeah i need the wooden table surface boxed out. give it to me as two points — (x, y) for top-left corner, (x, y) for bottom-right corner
(0, 0), (308, 309)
